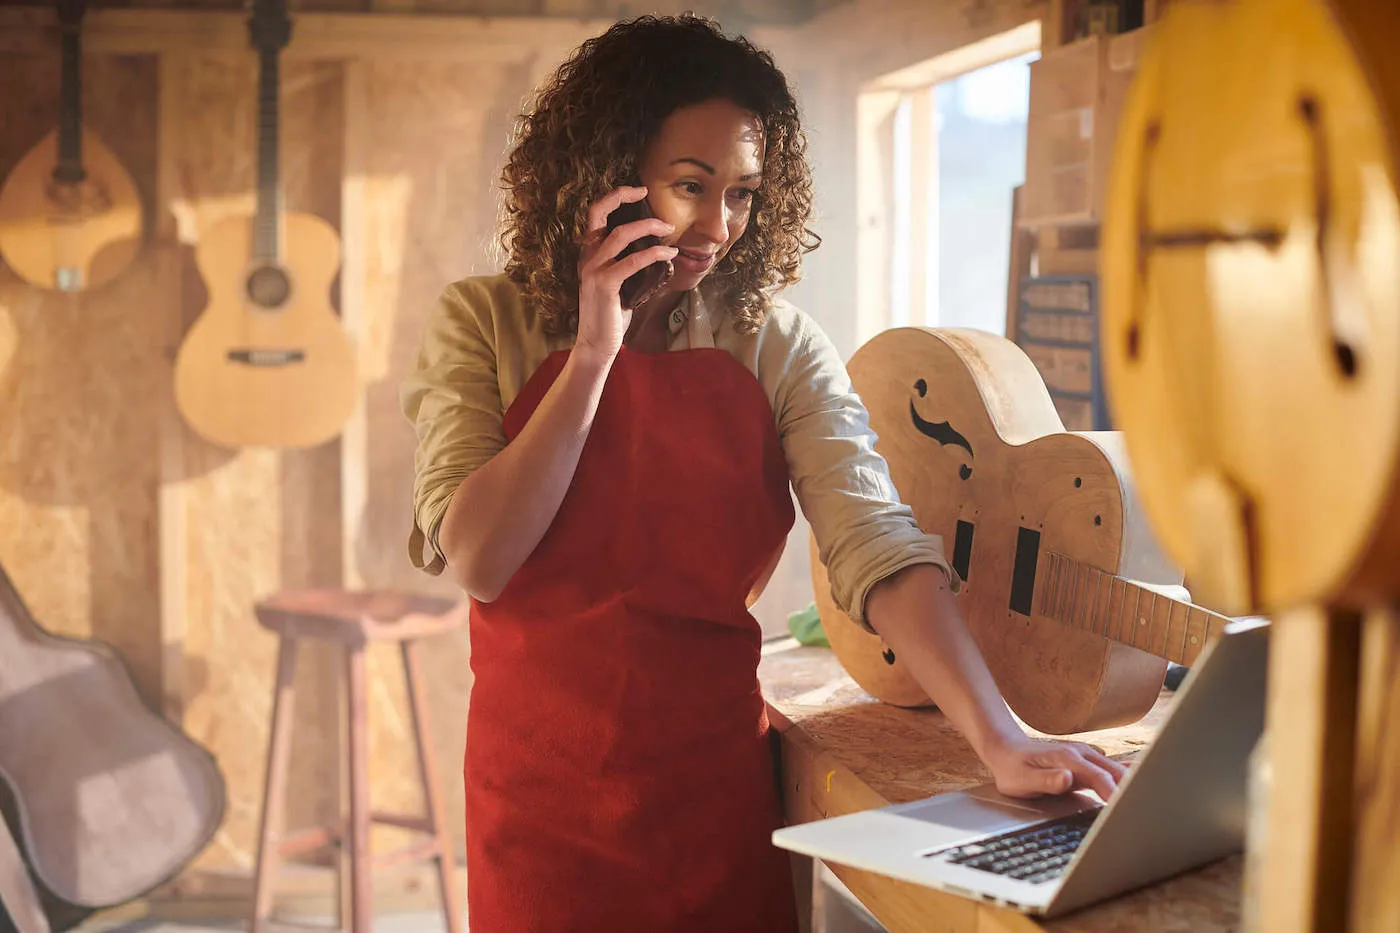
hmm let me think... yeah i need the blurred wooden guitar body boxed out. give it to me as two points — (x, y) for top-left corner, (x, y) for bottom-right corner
(0, 0), (141, 293)
(1099, 0), (1400, 614)
(172, 0), (356, 449)
(811, 328), (1233, 735)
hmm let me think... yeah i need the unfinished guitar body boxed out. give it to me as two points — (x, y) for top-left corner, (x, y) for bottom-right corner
(174, 210), (357, 449)
(0, 563), (225, 911)
(812, 328), (1186, 735)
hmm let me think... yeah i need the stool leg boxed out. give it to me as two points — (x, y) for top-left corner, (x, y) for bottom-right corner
(402, 640), (463, 933)
(251, 636), (301, 933)
(345, 644), (372, 933)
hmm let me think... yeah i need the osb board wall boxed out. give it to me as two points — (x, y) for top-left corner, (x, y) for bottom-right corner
(0, 41), (352, 873)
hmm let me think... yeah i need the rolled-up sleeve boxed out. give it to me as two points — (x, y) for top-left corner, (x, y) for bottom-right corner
(399, 281), (507, 575)
(758, 308), (960, 630)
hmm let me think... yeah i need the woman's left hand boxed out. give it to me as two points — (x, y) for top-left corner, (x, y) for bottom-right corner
(981, 734), (1128, 801)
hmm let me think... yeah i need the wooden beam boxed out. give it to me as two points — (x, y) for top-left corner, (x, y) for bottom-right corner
(0, 7), (613, 60)
(855, 89), (901, 347)
(1253, 607), (1361, 933)
(862, 21), (1042, 93)
(339, 59), (369, 594)
(904, 86), (935, 329)
(156, 53), (190, 726)
(1004, 186), (1032, 341)
(1350, 605), (1400, 932)
(798, 0), (1047, 82)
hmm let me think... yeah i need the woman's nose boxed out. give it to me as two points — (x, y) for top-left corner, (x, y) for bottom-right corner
(695, 199), (729, 245)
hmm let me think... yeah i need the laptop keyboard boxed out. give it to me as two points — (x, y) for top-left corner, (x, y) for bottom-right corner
(932, 808), (1101, 884)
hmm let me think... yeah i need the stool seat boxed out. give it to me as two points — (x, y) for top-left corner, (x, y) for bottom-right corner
(254, 589), (465, 646)
(249, 588), (465, 933)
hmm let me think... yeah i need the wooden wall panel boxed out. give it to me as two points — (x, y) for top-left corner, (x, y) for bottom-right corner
(158, 53), (347, 871)
(0, 52), (166, 708)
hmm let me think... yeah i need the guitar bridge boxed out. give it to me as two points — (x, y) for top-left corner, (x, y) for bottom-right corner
(54, 267), (83, 292)
(227, 348), (306, 367)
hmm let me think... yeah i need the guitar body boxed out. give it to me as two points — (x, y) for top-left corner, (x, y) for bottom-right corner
(174, 210), (357, 449)
(812, 327), (1182, 735)
(0, 128), (142, 293)
(1099, 0), (1400, 614)
(0, 563), (225, 910)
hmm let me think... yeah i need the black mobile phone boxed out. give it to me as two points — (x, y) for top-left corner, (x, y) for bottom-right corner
(605, 191), (673, 310)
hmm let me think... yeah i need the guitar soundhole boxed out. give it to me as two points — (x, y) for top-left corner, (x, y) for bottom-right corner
(1334, 341), (1357, 379)
(246, 264), (291, 309)
(45, 177), (111, 216)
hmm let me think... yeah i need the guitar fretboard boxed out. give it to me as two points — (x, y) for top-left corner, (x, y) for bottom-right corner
(253, 45), (282, 261)
(55, 0), (86, 184)
(1038, 551), (1233, 668)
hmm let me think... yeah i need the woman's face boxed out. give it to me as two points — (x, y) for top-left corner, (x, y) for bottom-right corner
(636, 97), (765, 296)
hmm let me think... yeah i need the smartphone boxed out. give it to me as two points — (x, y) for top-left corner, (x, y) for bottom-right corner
(605, 190), (673, 310)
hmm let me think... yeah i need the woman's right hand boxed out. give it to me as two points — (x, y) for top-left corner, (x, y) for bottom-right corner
(575, 186), (678, 362)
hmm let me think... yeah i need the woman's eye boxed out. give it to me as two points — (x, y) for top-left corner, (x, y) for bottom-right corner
(677, 181), (703, 196)
(731, 188), (757, 203)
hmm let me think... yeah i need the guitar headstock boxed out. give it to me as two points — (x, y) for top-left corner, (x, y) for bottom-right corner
(55, 0), (87, 30)
(248, 0), (292, 54)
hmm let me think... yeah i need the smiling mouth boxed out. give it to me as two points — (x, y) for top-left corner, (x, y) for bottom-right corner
(677, 246), (722, 264)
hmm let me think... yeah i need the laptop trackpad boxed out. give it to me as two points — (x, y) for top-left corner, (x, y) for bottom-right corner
(896, 788), (1099, 837)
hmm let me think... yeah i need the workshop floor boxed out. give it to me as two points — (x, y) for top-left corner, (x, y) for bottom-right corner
(71, 864), (883, 933)
(75, 913), (450, 933)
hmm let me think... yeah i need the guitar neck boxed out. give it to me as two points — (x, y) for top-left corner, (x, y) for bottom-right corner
(1038, 551), (1233, 667)
(253, 43), (281, 261)
(54, 0), (86, 184)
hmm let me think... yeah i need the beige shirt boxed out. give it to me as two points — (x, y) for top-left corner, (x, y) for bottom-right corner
(399, 273), (957, 629)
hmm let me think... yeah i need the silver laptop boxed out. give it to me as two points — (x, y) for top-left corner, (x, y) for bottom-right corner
(772, 617), (1269, 919)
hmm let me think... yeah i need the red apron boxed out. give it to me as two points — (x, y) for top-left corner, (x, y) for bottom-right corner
(465, 345), (800, 933)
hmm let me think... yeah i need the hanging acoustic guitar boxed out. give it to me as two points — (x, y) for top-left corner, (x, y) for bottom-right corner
(172, 0), (357, 450)
(810, 327), (1235, 736)
(0, 0), (143, 293)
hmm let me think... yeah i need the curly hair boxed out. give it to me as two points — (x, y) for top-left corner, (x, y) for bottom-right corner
(498, 14), (820, 337)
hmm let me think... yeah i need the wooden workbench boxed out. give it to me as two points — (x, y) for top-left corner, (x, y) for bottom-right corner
(758, 640), (1242, 933)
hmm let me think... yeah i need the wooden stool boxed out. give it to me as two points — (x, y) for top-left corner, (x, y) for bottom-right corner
(249, 589), (467, 933)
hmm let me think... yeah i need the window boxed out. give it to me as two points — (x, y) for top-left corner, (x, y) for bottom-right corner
(857, 24), (1040, 345)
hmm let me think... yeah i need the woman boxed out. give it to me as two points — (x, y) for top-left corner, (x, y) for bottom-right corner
(402, 15), (1125, 932)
